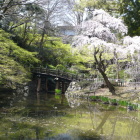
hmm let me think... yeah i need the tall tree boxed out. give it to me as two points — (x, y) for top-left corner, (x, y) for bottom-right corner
(78, 0), (119, 18)
(62, 0), (84, 26)
(93, 47), (115, 94)
(36, 0), (66, 26)
(72, 9), (128, 95)
(119, 0), (140, 36)
(0, 0), (44, 32)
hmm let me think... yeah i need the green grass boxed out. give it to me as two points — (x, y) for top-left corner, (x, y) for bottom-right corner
(90, 96), (139, 110)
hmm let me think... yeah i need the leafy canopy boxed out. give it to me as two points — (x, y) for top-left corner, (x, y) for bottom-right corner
(0, 29), (39, 87)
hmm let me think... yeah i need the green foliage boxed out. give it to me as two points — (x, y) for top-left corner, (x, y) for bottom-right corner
(109, 99), (118, 104)
(44, 40), (74, 66)
(71, 64), (89, 73)
(118, 100), (128, 107)
(90, 96), (97, 100)
(0, 72), (3, 84)
(79, 0), (119, 16)
(48, 64), (56, 69)
(119, 0), (140, 36)
(55, 89), (61, 94)
(56, 64), (66, 71)
(0, 29), (39, 88)
(77, 46), (94, 63)
(11, 23), (92, 75)
(100, 96), (109, 103)
(55, 95), (61, 99)
(13, 24), (80, 68)
(90, 96), (139, 110)
(68, 46), (94, 73)
(105, 64), (116, 78)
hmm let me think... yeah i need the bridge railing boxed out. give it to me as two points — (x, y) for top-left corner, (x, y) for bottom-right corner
(31, 67), (79, 81)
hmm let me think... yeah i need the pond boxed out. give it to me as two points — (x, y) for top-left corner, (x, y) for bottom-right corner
(0, 90), (140, 140)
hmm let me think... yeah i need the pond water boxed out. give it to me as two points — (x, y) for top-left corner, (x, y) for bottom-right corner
(0, 90), (140, 140)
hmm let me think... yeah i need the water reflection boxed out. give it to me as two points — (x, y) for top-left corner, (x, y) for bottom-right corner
(0, 91), (140, 140)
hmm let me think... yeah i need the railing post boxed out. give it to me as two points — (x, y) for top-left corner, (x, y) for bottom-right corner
(55, 78), (60, 93)
(39, 67), (42, 73)
(62, 81), (66, 94)
(46, 79), (48, 92)
(37, 75), (41, 92)
(57, 69), (60, 76)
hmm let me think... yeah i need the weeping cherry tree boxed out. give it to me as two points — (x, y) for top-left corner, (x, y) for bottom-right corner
(123, 36), (140, 83)
(72, 9), (128, 95)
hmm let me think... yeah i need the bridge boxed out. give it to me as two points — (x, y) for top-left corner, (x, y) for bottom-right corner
(31, 67), (132, 94)
(31, 67), (82, 93)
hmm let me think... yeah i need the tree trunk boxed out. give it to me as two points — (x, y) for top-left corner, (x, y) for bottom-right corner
(114, 49), (120, 79)
(95, 111), (112, 132)
(98, 68), (115, 95)
(39, 28), (45, 55)
(94, 48), (115, 95)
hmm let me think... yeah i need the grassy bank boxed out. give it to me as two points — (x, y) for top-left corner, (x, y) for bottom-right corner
(66, 85), (140, 110)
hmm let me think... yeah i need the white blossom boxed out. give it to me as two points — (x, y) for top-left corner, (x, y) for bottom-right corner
(92, 9), (128, 34)
(94, 27), (116, 42)
(72, 9), (139, 59)
(72, 35), (90, 49)
(123, 36), (140, 46)
(123, 36), (140, 55)
(78, 20), (116, 42)
(72, 35), (117, 53)
(75, 9), (127, 45)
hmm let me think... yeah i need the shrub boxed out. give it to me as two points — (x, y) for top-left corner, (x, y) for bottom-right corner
(55, 89), (61, 94)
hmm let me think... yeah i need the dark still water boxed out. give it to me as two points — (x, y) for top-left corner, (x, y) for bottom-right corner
(0, 90), (140, 140)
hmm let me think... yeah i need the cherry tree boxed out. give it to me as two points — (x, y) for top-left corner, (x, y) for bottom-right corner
(123, 36), (140, 83)
(72, 9), (128, 95)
